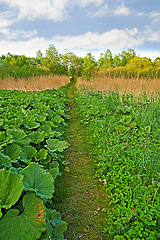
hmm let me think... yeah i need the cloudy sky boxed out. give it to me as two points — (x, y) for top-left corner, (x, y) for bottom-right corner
(0, 0), (160, 59)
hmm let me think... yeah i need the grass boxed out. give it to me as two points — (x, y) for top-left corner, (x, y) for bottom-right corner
(77, 76), (160, 95)
(0, 75), (70, 91)
(52, 83), (109, 240)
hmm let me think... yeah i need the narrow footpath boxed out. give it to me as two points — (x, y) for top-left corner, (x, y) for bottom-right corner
(53, 83), (109, 240)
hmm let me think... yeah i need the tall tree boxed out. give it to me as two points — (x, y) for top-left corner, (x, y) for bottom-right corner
(82, 53), (97, 77)
(121, 49), (136, 66)
(98, 49), (113, 68)
(42, 44), (62, 74)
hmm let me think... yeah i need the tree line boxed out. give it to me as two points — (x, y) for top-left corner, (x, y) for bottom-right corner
(0, 44), (160, 79)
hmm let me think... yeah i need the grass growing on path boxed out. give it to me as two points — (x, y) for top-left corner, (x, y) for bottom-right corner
(53, 83), (109, 240)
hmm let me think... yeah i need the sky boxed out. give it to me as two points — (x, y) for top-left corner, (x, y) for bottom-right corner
(0, 0), (160, 60)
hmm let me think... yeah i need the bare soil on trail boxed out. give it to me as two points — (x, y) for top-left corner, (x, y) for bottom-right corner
(53, 84), (109, 240)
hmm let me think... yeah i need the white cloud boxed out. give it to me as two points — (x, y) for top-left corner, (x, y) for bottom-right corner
(52, 28), (143, 50)
(0, 10), (17, 28)
(149, 11), (160, 24)
(0, 0), (106, 21)
(92, 4), (109, 17)
(77, 0), (104, 8)
(0, 37), (49, 56)
(0, 27), (143, 57)
(113, 3), (131, 16)
(0, 28), (37, 40)
(143, 27), (160, 42)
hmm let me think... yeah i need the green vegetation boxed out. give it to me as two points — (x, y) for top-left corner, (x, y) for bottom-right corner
(1, 46), (160, 80)
(75, 88), (160, 239)
(0, 87), (70, 239)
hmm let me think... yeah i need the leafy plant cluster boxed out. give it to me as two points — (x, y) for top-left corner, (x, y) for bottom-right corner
(0, 86), (70, 239)
(75, 88), (160, 239)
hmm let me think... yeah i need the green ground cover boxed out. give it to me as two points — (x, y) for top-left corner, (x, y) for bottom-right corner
(75, 88), (160, 239)
(0, 86), (69, 239)
(0, 81), (160, 240)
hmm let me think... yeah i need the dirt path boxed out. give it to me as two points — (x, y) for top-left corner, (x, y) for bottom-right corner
(53, 83), (108, 240)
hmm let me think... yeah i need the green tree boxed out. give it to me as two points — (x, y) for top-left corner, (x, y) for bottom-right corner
(153, 57), (160, 67)
(82, 53), (97, 77)
(61, 50), (84, 76)
(42, 44), (62, 74)
(113, 53), (122, 67)
(98, 49), (113, 68)
(35, 50), (43, 65)
(121, 49), (136, 66)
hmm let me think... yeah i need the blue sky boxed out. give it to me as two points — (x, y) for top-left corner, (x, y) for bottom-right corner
(0, 0), (160, 59)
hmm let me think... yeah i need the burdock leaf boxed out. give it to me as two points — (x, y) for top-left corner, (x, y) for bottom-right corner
(6, 117), (23, 129)
(5, 143), (21, 162)
(113, 236), (126, 240)
(21, 145), (37, 163)
(0, 169), (24, 209)
(24, 121), (40, 130)
(29, 131), (46, 144)
(7, 129), (30, 146)
(45, 139), (69, 152)
(0, 152), (12, 168)
(23, 115), (40, 130)
(40, 209), (67, 240)
(0, 132), (13, 149)
(0, 192), (46, 240)
(50, 162), (59, 180)
(20, 162), (54, 199)
(35, 149), (48, 162)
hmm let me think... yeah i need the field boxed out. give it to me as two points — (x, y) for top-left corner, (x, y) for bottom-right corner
(0, 75), (70, 91)
(75, 86), (160, 239)
(0, 76), (160, 239)
(77, 76), (160, 95)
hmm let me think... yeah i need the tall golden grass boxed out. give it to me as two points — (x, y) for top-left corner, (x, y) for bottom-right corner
(0, 75), (70, 91)
(77, 76), (160, 95)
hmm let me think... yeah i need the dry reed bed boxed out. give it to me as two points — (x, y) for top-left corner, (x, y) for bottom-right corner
(0, 76), (70, 91)
(77, 77), (160, 95)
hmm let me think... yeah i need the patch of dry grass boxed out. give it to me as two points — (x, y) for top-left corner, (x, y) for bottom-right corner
(0, 75), (70, 91)
(77, 76), (160, 95)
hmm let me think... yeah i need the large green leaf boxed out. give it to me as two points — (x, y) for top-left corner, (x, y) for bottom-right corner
(113, 236), (126, 240)
(0, 192), (46, 240)
(29, 131), (46, 144)
(47, 131), (62, 138)
(20, 162), (54, 199)
(7, 129), (30, 146)
(21, 145), (37, 163)
(23, 115), (40, 129)
(24, 121), (40, 130)
(40, 209), (67, 240)
(6, 117), (23, 129)
(0, 132), (13, 149)
(0, 152), (12, 168)
(5, 143), (21, 162)
(0, 169), (24, 209)
(53, 115), (64, 124)
(35, 149), (48, 162)
(45, 139), (69, 152)
(50, 161), (59, 180)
